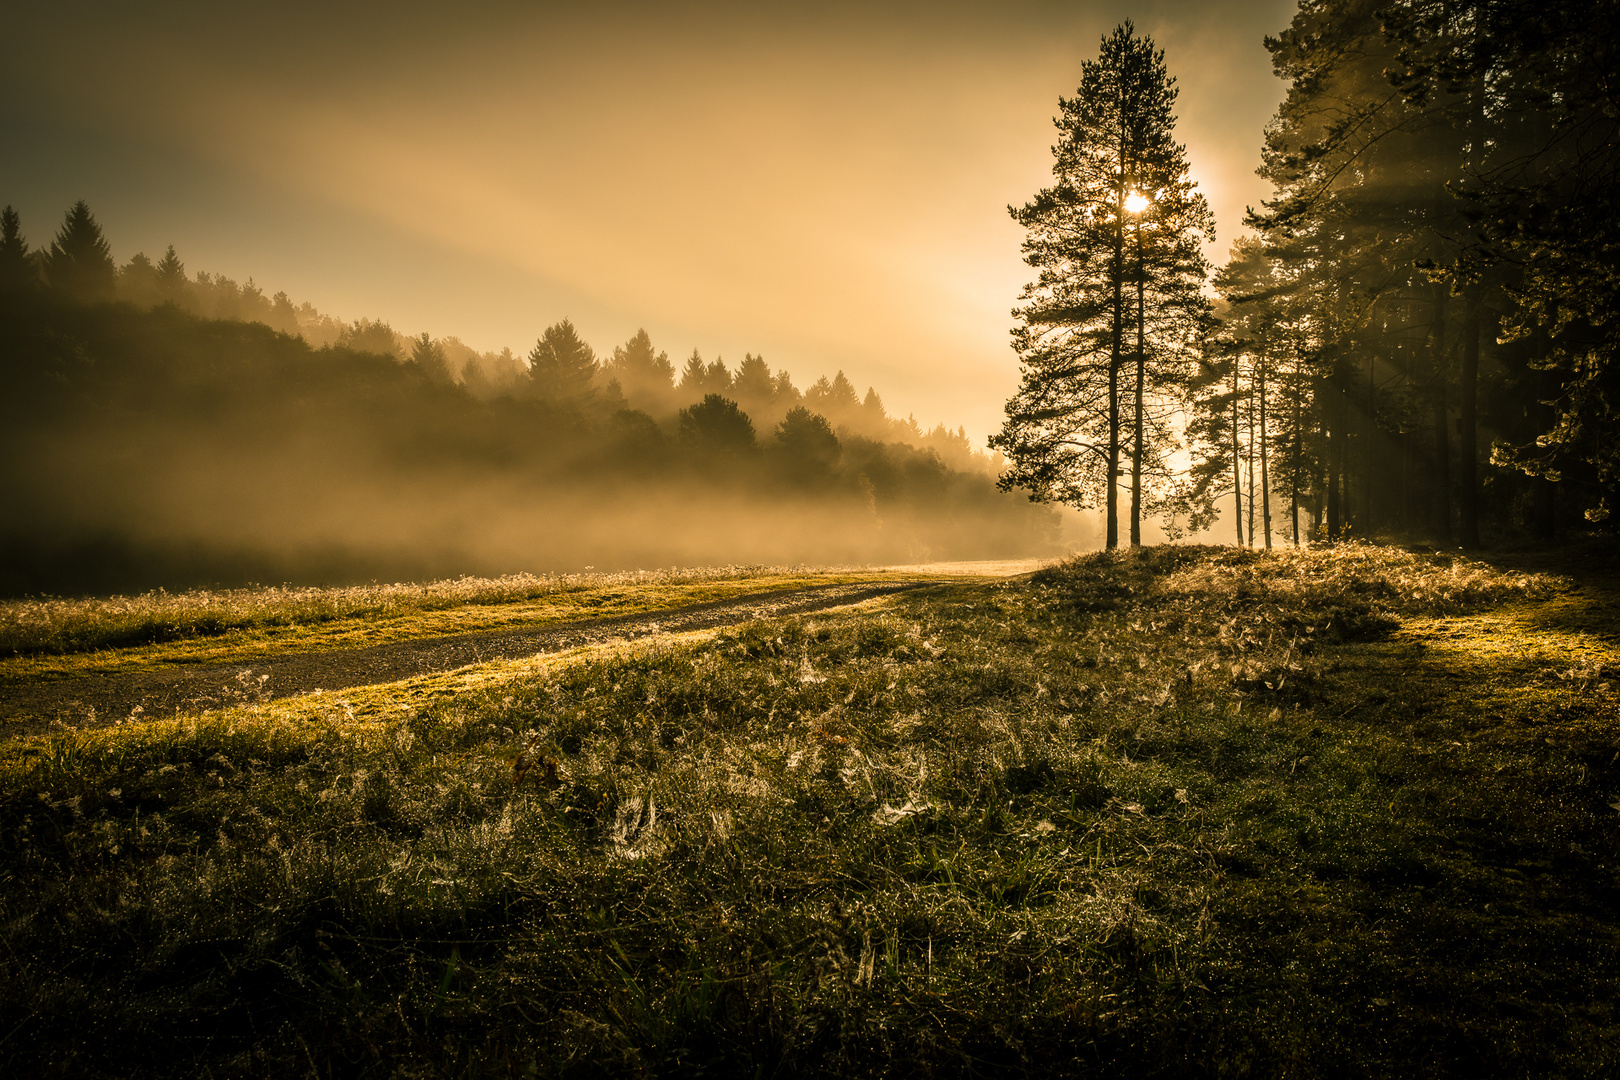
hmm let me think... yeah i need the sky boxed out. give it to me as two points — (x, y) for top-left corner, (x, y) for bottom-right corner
(1, 0), (1298, 444)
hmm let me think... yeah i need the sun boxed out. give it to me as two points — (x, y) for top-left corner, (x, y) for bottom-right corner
(1125, 191), (1150, 214)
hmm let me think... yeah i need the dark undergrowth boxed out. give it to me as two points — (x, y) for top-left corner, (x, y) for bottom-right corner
(1, 544), (1615, 1077)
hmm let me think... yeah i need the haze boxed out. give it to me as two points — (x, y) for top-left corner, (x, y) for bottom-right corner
(1, 0), (1293, 444)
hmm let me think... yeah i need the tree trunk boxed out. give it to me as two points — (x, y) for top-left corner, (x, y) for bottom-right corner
(1326, 375), (1342, 540)
(1130, 237), (1145, 547)
(1363, 356), (1375, 537)
(1106, 186), (1125, 550)
(1458, 33), (1485, 549)
(1233, 362), (1244, 547)
(1431, 285), (1452, 544)
(1291, 380), (1301, 546)
(1459, 287), (1481, 548)
(1247, 380), (1258, 547)
(1260, 358), (1273, 550)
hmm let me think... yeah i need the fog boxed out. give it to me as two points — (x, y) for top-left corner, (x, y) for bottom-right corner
(0, 294), (1063, 596)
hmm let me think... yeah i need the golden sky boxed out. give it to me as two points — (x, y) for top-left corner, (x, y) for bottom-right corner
(2, 0), (1296, 442)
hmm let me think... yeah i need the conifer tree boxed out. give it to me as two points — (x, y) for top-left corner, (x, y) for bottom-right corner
(1384, 0), (1620, 526)
(44, 200), (116, 302)
(409, 332), (451, 382)
(527, 318), (598, 403)
(0, 206), (33, 292)
(678, 393), (756, 457)
(155, 245), (187, 305)
(992, 22), (1212, 547)
(604, 329), (676, 411)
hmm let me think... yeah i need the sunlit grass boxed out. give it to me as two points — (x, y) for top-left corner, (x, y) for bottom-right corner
(0, 567), (907, 685)
(1, 544), (1615, 1077)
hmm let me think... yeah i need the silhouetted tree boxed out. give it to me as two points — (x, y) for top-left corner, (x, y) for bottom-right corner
(268, 291), (298, 334)
(676, 350), (733, 401)
(804, 371), (860, 427)
(679, 393), (756, 457)
(731, 353), (776, 408)
(992, 22), (1211, 547)
(339, 319), (401, 358)
(44, 200), (116, 303)
(603, 329), (676, 411)
(117, 252), (160, 308)
(773, 406), (841, 483)
(155, 245), (187, 304)
(0, 206), (34, 292)
(410, 332), (451, 382)
(527, 319), (598, 403)
(1384, 0), (1620, 527)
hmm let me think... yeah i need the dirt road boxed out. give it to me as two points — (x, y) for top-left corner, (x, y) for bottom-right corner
(1, 580), (948, 737)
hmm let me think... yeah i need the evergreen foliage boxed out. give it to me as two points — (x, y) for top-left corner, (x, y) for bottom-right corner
(338, 318), (401, 358)
(0, 205), (33, 292)
(44, 199), (115, 303)
(678, 393), (757, 457)
(408, 332), (450, 382)
(602, 328), (676, 413)
(1232, 0), (1620, 541)
(154, 245), (186, 302)
(527, 319), (599, 404)
(993, 22), (1212, 548)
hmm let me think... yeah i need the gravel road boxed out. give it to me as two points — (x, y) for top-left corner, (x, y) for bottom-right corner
(1, 579), (944, 737)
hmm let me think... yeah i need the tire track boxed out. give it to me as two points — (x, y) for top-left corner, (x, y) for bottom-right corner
(1, 579), (943, 736)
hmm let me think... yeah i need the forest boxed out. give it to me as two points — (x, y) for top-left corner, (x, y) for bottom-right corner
(0, 204), (1059, 596)
(995, 3), (1618, 551)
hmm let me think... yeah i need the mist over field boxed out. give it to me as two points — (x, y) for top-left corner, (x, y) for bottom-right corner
(0, 287), (1061, 596)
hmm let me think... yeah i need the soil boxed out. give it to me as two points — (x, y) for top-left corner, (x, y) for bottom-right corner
(1, 580), (945, 738)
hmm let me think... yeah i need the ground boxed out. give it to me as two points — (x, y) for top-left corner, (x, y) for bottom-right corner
(0, 545), (1615, 1077)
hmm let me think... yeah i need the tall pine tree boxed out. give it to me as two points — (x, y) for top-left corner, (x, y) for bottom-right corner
(993, 22), (1212, 547)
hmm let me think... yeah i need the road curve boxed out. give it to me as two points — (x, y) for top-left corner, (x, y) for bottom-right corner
(1, 579), (946, 737)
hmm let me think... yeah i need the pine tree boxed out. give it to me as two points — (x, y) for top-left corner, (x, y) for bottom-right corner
(1253, 0), (1505, 545)
(44, 200), (116, 303)
(527, 319), (598, 403)
(409, 333), (451, 382)
(678, 394), (756, 457)
(604, 329), (676, 411)
(1385, 0), (1620, 526)
(339, 319), (401, 359)
(117, 252), (160, 308)
(992, 22), (1212, 547)
(155, 245), (187, 305)
(0, 205), (34, 292)
(773, 406), (841, 485)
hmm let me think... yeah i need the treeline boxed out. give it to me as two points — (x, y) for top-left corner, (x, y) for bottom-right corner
(0, 202), (996, 474)
(1187, 0), (1619, 548)
(998, 8), (1618, 548)
(0, 204), (1058, 595)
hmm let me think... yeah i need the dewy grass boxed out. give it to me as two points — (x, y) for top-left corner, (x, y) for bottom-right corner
(0, 564), (878, 660)
(0, 567), (911, 687)
(1, 545), (1616, 1077)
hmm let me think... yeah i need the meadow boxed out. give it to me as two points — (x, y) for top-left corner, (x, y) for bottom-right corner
(1, 544), (1616, 1077)
(0, 566), (894, 686)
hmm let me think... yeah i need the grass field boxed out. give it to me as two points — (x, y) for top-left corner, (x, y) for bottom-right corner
(0, 566), (912, 686)
(1, 544), (1616, 1077)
